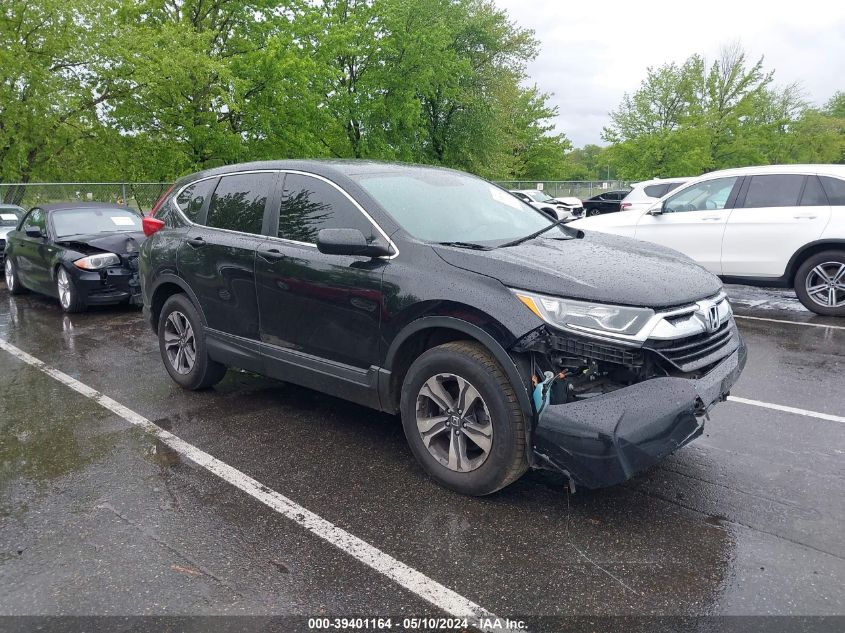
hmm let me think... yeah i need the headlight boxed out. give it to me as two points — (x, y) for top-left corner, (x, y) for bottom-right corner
(511, 289), (655, 338)
(74, 253), (120, 270)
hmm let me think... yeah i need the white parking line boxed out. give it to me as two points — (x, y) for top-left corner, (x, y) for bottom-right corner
(734, 314), (845, 330)
(0, 338), (515, 632)
(728, 396), (845, 425)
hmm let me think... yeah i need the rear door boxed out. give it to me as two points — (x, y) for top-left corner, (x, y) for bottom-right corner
(721, 174), (831, 277)
(634, 176), (741, 274)
(177, 171), (279, 356)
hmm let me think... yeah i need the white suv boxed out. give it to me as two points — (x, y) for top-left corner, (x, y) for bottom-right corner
(619, 177), (691, 213)
(569, 165), (845, 316)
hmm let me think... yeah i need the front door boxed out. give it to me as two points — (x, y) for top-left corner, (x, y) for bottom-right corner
(635, 176), (741, 275)
(255, 172), (389, 372)
(15, 208), (53, 293)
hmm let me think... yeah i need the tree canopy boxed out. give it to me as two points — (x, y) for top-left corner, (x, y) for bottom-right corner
(0, 0), (572, 183)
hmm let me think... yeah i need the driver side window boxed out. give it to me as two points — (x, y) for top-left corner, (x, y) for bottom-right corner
(663, 177), (738, 214)
(23, 208), (46, 231)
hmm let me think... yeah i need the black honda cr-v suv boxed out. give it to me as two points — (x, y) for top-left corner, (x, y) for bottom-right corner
(140, 160), (746, 495)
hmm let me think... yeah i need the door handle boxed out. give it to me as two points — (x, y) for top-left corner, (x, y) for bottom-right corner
(258, 248), (285, 261)
(793, 214), (817, 220)
(186, 237), (206, 247)
(701, 216), (722, 221)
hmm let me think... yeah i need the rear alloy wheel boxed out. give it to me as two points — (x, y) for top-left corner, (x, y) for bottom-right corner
(795, 251), (845, 316)
(5, 258), (27, 295)
(400, 341), (527, 495)
(158, 294), (227, 390)
(588, 208), (601, 217)
(56, 267), (85, 312)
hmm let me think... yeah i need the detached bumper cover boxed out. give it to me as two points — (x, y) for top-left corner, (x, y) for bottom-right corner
(533, 337), (747, 489)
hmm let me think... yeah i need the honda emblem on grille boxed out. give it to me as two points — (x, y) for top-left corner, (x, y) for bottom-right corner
(706, 304), (720, 333)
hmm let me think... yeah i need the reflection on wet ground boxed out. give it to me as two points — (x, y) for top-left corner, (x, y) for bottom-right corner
(0, 286), (843, 618)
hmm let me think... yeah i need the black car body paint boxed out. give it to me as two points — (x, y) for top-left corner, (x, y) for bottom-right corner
(4, 203), (145, 308)
(140, 160), (746, 490)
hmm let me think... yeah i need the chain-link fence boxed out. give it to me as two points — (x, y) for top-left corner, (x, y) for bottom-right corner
(494, 180), (630, 200)
(0, 182), (174, 214)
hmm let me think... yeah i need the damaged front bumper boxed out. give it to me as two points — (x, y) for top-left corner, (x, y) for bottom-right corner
(532, 337), (747, 489)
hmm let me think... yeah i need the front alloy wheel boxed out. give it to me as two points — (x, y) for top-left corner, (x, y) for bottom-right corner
(163, 310), (197, 375)
(5, 259), (15, 291)
(56, 267), (84, 312)
(416, 373), (493, 473)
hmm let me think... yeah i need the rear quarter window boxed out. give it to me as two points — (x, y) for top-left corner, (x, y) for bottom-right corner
(820, 176), (845, 205)
(643, 184), (670, 198)
(176, 179), (217, 222)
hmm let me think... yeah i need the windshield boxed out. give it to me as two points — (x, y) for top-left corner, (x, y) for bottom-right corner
(0, 207), (24, 228)
(350, 168), (563, 245)
(524, 190), (554, 203)
(51, 207), (142, 239)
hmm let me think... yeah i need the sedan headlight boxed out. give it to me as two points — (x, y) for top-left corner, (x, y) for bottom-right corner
(511, 289), (655, 339)
(74, 253), (121, 270)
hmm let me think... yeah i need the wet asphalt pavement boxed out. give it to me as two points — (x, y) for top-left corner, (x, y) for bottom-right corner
(0, 282), (843, 628)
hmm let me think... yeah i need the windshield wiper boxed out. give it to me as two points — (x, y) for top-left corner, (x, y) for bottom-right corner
(498, 218), (572, 248)
(436, 241), (492, 251)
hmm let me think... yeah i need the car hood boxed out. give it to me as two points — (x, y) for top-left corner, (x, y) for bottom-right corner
(433, 231), (722, 309)
(55, 231), (146, 255)
(552, 196), (582, 207)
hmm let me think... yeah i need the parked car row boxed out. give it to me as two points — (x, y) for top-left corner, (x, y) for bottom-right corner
(570, 164), (845, 316)
(10, 160), (841, 497)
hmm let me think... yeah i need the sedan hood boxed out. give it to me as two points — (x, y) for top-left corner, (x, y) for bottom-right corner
(433, 231), (722, 309)
(55, 231), (146, 255)
(552, 196), (582, 207)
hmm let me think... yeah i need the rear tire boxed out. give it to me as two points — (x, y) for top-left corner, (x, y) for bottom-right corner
(588, 208), (601, 217)
(794, 250), (845, 316)
(399, 341), (528, 496)
(4, 257), (27, 295)
(158, 294), (227, 389)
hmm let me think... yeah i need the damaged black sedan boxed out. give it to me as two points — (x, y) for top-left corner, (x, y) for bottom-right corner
(4, 202), (145, 312)
(140, 160), (745, 496)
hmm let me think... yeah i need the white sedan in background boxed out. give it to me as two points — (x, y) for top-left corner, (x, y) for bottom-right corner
(568, 164), (845, 316)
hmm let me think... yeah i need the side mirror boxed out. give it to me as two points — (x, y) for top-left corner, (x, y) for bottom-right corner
(25, 227), (44, 239)
(316, 228), (393, 257)
(647, 202), (665, 216)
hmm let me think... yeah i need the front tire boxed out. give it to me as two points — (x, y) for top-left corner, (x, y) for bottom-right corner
(56, 266), (85, 312)
(4, 258), (27, 295)
(400, 341), (528, 496)
(794, 250), (845, 316)
(588, 208), (601, 217)
(158, 294), (227, 390)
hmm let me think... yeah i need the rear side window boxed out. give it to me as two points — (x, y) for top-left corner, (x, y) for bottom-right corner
(176, 179), (216, 222)
(742, 175), (804, 208)
(800, 176), (828, 206)
(643, 184), (670, 198)
(820, 176), (845, 205)
(206, 173), (274, 235)
(665, 182), (685, 194)
(277, 174), (375, 243)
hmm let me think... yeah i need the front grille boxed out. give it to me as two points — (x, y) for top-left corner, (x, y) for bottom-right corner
(645, 320), (738, 373)
(549, 333), (643, 366)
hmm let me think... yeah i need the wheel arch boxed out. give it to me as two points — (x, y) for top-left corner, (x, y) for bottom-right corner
(785, 239), (845, 285)
(148, 274), (207, 334)
(381, 316), (535, 463)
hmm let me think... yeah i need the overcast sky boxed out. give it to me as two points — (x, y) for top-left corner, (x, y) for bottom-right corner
(495, 0), (845, 148)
